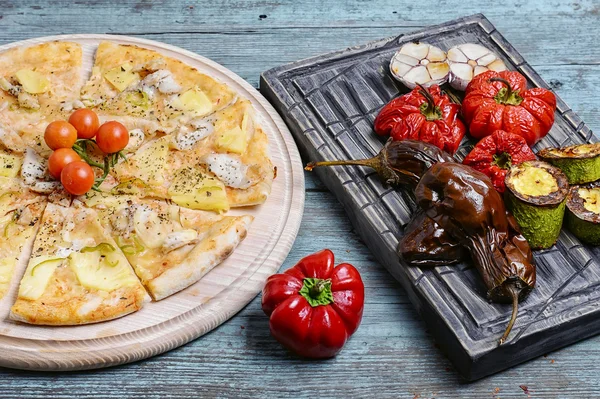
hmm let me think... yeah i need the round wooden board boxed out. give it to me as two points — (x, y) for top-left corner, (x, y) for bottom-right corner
(0, 35), (304, 371)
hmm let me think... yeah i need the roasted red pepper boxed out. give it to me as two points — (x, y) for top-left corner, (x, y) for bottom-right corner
(374, 84), (466, 154)
(463, 130), (536, 193)
(261, 249), (365, 358)
(462, 70), (556, 146)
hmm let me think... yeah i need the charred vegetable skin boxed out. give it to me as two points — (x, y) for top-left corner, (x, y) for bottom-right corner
(398, 212), (464, 267)
(505, 161), (568, 249)
(463, 130), (537, 193)
(462, 70), (557, 146)
(306, 142), (536, 344)
(415, 162), (535, 344)
(565, 183), (600, 245)
(374, 84), (466, 154)
(538, 143), (600, 185)
(305, 139), (453, 188)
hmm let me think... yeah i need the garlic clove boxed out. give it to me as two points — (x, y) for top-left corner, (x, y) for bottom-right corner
(399, 42), (430, 59)
(488, 59), (508, 72)
(473, 65), (489, 76)
(393, 53), (420, 66)
(447, 47), (468, 63)
(427, 46), (447, 62)
(389, 42), (450, 89)
(447, 43), (507, 91)
(459, 43), (490, 60)
(390, 61), (413, 77)
(403, 66), (431, 86)
(477, 53), (497, 66)
(428, 62), (450, 80)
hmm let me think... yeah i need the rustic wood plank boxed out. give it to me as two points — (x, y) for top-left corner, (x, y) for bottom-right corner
(0, 0), (598, 396)
(1, 189), (600, 397)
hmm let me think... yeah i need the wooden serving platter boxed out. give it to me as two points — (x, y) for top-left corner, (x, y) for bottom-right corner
(0, 35), (304, 371)
(261, 13), (599, 381)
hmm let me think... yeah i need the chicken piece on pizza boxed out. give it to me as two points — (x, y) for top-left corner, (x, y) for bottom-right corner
(10, 203), (149, 325)
(83, 194), (252, 300)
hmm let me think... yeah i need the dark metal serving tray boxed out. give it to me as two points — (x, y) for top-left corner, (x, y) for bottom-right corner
(260, 13), (599, 381)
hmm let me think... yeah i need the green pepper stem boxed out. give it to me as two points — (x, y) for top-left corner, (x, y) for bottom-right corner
(417, 84), (442, 121)
(492, 152), (512, 170)
(499, 286), (519, 345)
(489, 77), (524, 106)
(417, 83), (436, 108)
(309, 279), (329, 298)
(299, 277), (334, 307)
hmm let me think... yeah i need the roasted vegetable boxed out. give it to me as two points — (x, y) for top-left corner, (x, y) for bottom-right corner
(389, 42), (450, 89)
(398, 212), (464, 267)
(538, 142), (600, 184)
(415, 162), (535, 344)
(447, 43), (507, 91)
(565, 183), (600, 245)
(463, 130), (536, 193)
(308, 143), (536, 344)
(305, 139), (453, 188)
(462, 70), (557, 146)
(505, 161), (569, 249)
(373, 85), (466, 154)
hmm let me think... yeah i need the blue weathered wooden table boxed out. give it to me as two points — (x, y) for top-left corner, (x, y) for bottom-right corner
(0, 1), (598, 397)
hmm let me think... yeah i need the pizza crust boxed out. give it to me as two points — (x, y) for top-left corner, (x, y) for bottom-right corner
(10, 288), (150, 326)
(148, 215), (253, 300)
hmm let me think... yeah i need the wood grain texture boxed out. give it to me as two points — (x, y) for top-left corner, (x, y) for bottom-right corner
(261, 14), (600, 380)
(0, 0), (599, 397)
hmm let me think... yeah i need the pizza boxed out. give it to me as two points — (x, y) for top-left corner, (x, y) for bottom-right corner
(84, 193), (253, 300)
(0, 40), (275, 325)
(10, 203), (149, 325)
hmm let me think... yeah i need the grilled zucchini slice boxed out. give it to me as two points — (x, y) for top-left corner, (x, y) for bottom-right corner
(505, 160), (569, 249)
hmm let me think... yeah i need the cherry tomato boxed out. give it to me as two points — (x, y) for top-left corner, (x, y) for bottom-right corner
(96, 121), (129, 154)
(69, 109), (100, 139)
(60, 161), (95, 196)
(48, 148), (81, 179)
(44, 121), (77, 150)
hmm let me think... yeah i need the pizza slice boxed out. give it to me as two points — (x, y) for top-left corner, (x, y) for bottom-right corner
(110, 98), (275, 210)
(0, 177), (47, 299)
(0, 42), (83, 151)
(83, 194), (253, 300)
(10, 203), (149, 325)
(81, 41), (236, 139)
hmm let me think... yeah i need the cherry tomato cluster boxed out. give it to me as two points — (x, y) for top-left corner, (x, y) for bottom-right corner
(44, 109), (129, 196)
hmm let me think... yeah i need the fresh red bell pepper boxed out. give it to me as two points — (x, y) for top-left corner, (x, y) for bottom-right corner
(261, 249), (365, 358)
(374, 84), (466, 154)
(462, 70), (556, 146)
(463, 130), (537, 193)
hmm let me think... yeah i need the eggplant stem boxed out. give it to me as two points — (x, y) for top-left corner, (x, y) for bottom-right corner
(499, 286), (519, 345)
(305, 158), (376, 171)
